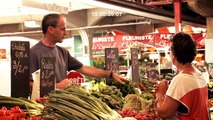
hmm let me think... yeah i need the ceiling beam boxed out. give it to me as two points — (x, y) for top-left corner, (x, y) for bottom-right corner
(145, 0), (173, 5)
(113, 14), (145, 23)
(144, 0), (188, 5)
(95, 0), (205, 27)
(21, 0), (68, 14)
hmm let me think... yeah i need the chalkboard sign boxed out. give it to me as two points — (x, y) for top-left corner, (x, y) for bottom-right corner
(208, 63), (213, 79)
(11, 41), (30, 98)
(40, 57), (55, 97)
(131, 48), (140, 83)
(105, 48), (119, 85)
(146, 63), (159, 81)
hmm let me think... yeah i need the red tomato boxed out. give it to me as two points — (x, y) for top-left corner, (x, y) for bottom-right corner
(121, 109), (129, 115)
(1, 107), (7, 111)
(5, 110), (12, 116)
(135, 114), (148, 120)
(27, 117), (33, 120)
(10, 107), (16, 112)
(36, 116), (42, 120)
(0, 110), (5, 116)
(126, 109), (132, 116)
(132, 110), (138, 117)
(14, 106), (23, 113)
(118, 110), (124, 116)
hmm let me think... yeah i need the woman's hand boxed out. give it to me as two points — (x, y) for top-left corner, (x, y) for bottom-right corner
(156, 80), (169, 96)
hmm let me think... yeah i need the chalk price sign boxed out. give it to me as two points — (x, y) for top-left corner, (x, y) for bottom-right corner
(10, 41), (30, 98)
(40, 57), (55, 97)
(105, 48), (119, 85)
(131, 48), (140, 83)
(105, 48), (119, 72)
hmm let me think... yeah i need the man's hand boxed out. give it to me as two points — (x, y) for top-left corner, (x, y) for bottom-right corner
(56, 78), (71, 89)
(112, 72), (130, 84)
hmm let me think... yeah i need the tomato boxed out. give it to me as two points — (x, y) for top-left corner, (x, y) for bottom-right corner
(0, 110), (5, 116)
(1, 107), (7, 111)
(14, 106), (23, 113)
(122, 109), (129, 115)
(118, 110), (124, 116)
(10, 106), (23, 113)
(135, 113), (149, 120)
(5, 110), (12, 116)
(10, 107), (16, 112)
(36, 116), (42, 120)
(36, 98), (47, 103)
(131, 110), (138, 117)
(27, 118), (32, 120)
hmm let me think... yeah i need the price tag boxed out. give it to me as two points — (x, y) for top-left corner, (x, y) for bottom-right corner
(67, 71), (84, 84)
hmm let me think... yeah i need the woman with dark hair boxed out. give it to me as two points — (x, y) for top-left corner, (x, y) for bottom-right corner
(155, 32), (210, 120)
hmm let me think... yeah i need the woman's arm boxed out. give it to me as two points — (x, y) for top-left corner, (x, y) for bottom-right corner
(155, 80), (180, 119)
(156, 95), (180, 119)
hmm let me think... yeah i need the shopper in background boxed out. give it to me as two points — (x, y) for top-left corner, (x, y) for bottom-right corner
(155, 32), (210, 120)
(30, 13), (128, 89)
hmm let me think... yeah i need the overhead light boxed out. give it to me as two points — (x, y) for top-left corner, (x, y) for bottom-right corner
(24, 21), (40, 28)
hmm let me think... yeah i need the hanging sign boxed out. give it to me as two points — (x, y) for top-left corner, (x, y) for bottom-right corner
(105, 48), (119, 85)
(10, 41), (30, 98)
(131, 48), (140, 83)
(146, 63), (159, 81)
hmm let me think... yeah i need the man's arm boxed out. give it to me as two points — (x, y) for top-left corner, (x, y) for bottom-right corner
(76, 65), (129, 84)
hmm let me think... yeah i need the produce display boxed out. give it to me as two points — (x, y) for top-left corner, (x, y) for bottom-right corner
(208, 82), (213, 99)
(208, 82), (213, 119)
(89, 81), (157, 120)
(0, 95), (44, 120)
(42, 85), (121, 120)
(90, 81), (124, 110)
(0, 79), (159, 120)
